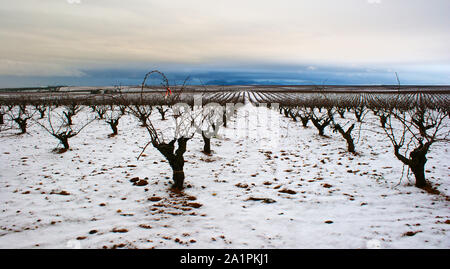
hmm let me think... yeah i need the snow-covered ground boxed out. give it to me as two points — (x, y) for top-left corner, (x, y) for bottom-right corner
(0, 100), (449, 249)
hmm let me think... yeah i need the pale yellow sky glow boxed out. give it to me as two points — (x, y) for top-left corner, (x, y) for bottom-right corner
(0, 0), (449, 77)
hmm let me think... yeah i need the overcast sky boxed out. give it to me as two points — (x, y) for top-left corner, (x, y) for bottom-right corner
(0, 0), (449, 86)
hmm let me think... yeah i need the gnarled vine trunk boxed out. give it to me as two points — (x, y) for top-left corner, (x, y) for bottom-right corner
(299, 115), (309, 127)
(201, 131), (211, 155)
(311, 117), (331, 136)
(107, 119), (119, 135)
(154, 138), (189, 190)
(409, 143), (430, 188)
(222, 110), (227, 127)
(334, 123), (355, 153)
(60, 136), (70, 150)
(394, 141), (431, 188)
(14, 118), (27, 134)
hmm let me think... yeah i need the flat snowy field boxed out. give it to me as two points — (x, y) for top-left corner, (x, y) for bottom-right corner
(0, 102), (449, 249)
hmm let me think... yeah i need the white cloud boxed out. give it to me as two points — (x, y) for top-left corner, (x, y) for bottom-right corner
(67, 0), (81, 4)
(0, 0), (448, 77)
(0, 59), (85, 77)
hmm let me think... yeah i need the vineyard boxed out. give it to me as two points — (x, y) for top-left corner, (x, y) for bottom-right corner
(0, 86), (449, 249)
